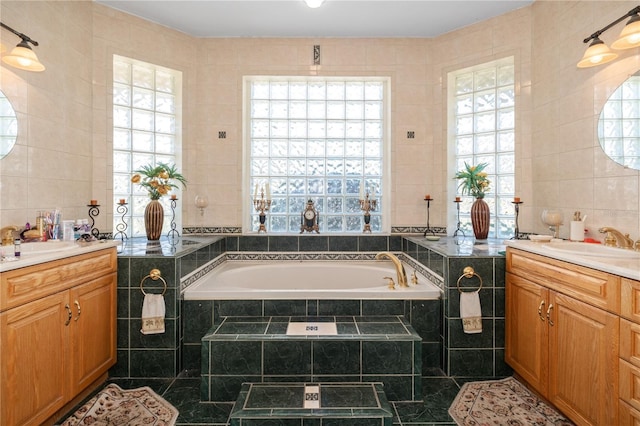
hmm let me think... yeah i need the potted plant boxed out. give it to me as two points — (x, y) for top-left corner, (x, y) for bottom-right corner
(131, 163), (187, 240)
(455, 162), (491, 239)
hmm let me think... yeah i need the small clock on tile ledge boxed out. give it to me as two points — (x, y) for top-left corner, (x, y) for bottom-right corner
(300, 199), (320, 233)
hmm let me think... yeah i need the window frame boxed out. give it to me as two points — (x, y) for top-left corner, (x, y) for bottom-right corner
(242, 75), (392, 234)
(112, 54), (184, 239)
(447, 57), (516, 239)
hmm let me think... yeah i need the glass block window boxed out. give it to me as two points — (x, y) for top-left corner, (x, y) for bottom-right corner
(598, 74), (640, 170)
(449, 57), (515, 239)
(246, 77), (387, 233)
(112, 55), (183, 238)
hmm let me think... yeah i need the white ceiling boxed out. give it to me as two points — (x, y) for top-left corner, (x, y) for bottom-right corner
(94, 0), (534, 38)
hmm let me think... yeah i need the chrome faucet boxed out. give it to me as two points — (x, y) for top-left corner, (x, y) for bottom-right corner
(375, 252), (408, 288)
(0, 226), (19, 246)
(598, 227), (634, 249)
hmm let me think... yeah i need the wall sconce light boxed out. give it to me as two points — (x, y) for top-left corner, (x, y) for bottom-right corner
(195, 195), (209, 216)
(0, 22), (45, 72)
(304, 0), (325, 8)
(578, 6), (640, 68)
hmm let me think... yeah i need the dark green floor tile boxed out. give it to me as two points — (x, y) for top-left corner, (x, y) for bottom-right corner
(392, 377), (460, 424)
(162, 378), (234, 424)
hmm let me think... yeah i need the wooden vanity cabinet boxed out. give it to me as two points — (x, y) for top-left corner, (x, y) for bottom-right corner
(619, 278), (640, 425)
(0, 248), (117, 426)
(506, 248), (619, 426)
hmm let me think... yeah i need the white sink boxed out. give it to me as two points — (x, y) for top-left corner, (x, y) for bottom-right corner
(20, 241), (78, 254)
(542, 242), (640, 259)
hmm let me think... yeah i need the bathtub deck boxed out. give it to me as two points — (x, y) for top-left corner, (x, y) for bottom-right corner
(201, 315), (422, 403)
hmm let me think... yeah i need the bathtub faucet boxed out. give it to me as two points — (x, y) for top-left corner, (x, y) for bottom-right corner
(375, 252), (408, 288)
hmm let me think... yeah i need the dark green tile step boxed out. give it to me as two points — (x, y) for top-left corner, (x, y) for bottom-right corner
(229, 382), (392, 426)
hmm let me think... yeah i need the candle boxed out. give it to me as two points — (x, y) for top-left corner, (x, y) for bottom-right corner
(455, 196), (461, 202)
(90, 199), (97, 205)
(171, 194), (177, 200)
(254, 184), (258, 198)
(513, 197), (520, 203)
(425, 194), (431, 200)
(371, 187), (376, 198)
(359, 185), (364, 199)
(119, 199), (126, 204)
(266, 183), (271, 199)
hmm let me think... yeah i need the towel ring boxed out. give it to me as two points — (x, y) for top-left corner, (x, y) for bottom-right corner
(457, 266), (483, 293)
(140, 268), (167, 296)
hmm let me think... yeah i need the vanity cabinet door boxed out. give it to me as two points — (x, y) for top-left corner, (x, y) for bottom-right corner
(548, 291), (618, 426)
(505, 272), (549, 395)
(69, 272), (117, 395)
(0, 291), (71, 426)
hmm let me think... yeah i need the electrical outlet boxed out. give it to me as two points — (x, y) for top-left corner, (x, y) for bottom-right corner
(407, 131), (415, 139)
(219, 131), (226, 139)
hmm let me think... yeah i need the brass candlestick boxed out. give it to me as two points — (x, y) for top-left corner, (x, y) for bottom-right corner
(253, 188), (272, 233)
(359, 191), (377, 233)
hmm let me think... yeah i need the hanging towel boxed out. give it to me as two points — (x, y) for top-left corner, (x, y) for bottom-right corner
(460, 291), (482, 334)
(141, 293), (166, 335)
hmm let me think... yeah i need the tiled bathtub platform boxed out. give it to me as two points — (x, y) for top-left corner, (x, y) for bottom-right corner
(229, 382), (393, 426)
(201, 316), (422, 402)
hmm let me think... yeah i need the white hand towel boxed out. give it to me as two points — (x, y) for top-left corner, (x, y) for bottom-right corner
(460, 291), (482, 334)
(141, 293), (166, 335)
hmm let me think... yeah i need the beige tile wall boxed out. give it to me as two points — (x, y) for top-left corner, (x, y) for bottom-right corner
(0, 0), (638, 240)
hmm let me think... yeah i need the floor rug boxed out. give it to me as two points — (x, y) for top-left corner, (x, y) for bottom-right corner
(60, 383), (179, 426)
(448, 377), (574, 425)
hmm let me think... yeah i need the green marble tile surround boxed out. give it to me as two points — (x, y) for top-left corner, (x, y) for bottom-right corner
(403, 237), (511, 379)
(201, 316), (422, 403)
(113, 234), (507, 385)
(229, 382), (393, 426)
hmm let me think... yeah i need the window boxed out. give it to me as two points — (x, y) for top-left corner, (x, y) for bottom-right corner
(112, 55), (183, 238)
(245, 77), (389, 233)
(449, 57), (515, 239)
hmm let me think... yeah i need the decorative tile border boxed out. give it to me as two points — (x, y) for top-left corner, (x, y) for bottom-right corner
(183, 226), (242, 234)
(178, 226), (448, 236)
(180, 254), (226, 292)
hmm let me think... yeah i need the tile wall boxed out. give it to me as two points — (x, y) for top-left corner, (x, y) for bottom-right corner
(3, 1), (638, 240)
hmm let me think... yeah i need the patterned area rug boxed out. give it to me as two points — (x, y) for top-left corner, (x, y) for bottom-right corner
(60, 383), (179, 426)
(448, 377), (574, 425)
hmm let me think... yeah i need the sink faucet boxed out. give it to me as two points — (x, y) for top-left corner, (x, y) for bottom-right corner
(375, 252), (408, 287)
(598, 227), (634, 249)
(0, 226), (19, 246)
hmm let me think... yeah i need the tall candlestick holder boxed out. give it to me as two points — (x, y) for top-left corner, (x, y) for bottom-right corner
(359, 192), (377, 233)
(87, 203), (100, 238)
(511, 200), (523, 239)
(167, 197), (180, 240)
(253, 189), (272, 233)
(423, 196), (434, 237)
(113, 201), (128, 242)
(453, 198), (466, 244)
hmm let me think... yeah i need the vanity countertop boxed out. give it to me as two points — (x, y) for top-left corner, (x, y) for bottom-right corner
(0, 239), (121, 272)
(505, 239), (640, 281)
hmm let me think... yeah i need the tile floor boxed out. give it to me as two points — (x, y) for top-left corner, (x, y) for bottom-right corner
(57, 369), (462, 425)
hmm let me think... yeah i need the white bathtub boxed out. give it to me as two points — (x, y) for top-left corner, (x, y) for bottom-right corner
(183, 260), (441, 300)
